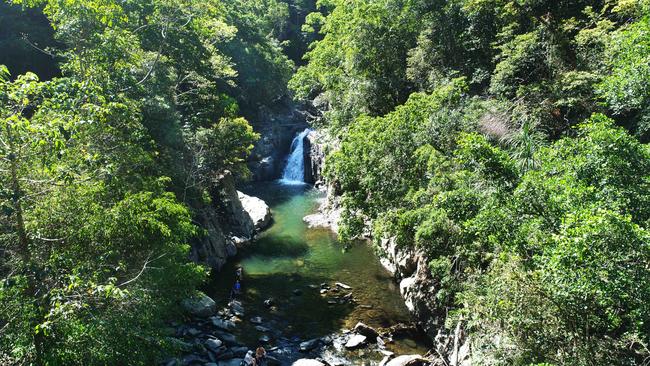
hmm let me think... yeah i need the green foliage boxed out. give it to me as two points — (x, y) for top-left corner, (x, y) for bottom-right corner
(0, 0), (305, 363)
(598, 12), (650, 139)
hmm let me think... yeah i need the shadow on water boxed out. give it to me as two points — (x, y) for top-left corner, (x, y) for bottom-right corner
(204, 181), (431, 361)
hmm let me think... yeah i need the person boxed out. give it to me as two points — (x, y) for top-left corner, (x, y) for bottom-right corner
(230, 279), (242, 300)
(255, 346), (266, 365)
(243, 350), (255, 366)
(236, 266), (243, 281)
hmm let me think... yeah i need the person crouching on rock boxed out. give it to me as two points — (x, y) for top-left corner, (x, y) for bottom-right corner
(254, 347), (266, 365)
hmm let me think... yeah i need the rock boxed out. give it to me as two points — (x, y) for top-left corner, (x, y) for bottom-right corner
(255, 325), (270, 332)
(231, 346), (249, 357)
(204, 338), (223, 351)
(214, 349), (234, 360)
(259, 334), (271, 343)
(266, 355), (281, 366)
(335, 282), (352, 289)
(250, 316), (263, 324)
(379, 355), (393, 366)
(299, 338), (321, 352)
(238, 191), (272, 232)
(293, 289), (303, 296)
(211, 317), (236, 330)
(264, 298), (275, 307)
(230, 300), (245, 316)
(292, 360), (326, 366)
(187, 328), (201, 336)
(181, 354), (206, 366)
(219, 359), (244, 366)
(385, 355), (428, 366)
(205, 363), (218, 366)
(354, 322), (379, 340)
(344, 334), (367, 349)
(181, 292), (216, 317)
(302, 213), (331, 229)
(213, 330), (238, 345)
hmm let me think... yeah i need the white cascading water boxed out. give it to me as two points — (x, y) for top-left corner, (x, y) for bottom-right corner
(281, 128), (311, 184)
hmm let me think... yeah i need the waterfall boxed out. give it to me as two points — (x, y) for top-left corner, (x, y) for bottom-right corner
(281, 128), (311, 184)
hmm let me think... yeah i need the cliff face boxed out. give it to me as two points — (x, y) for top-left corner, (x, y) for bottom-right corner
(189, 172), (272, 270)
(248, 106), (309, 182)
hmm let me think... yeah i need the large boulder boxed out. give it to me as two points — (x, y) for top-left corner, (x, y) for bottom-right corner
(385, 355), (429, 366)
(238, 191), (272, 232)
(354, 322), (379, 340)
(292, 360), (326, 366)
(344, 334), (367, 349)
(181, 292), (216, 317)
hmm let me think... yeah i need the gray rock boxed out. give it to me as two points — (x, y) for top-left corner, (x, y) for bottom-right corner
(211, 317), (236, 330)
(250, 316), (263, 324)
(204, 338), (223, 351)
(335, 282), (352, 289)
(354, 322), (379, 340)
(299, 338), (321, 352)
(292, 360), (326, 366)
(181, 292), (216, 318)
(259, 334), (271, 343)
(238, 191), (272, 232)
(219, 359), (244, 366)
(344, 334), (367, 349)
(231, 346), (249, 357)
(181, 354), (206, 366)
(213, 330), (238, 345)
(230, 301), (245, 316)
(385, 355), (428, 366)
(214, 349), (233, 360)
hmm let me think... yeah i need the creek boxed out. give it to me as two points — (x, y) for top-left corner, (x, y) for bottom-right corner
(204, 131), (430, 364)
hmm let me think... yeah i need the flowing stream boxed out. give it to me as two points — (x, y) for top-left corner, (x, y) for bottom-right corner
(204, 130), (429, 364)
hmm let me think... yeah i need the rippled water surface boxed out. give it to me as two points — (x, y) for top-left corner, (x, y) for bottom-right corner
(205, 182), (429, 362)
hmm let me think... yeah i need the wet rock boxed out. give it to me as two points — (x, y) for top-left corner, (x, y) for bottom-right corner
(213, 330), (238, 345)
(230, 301), (245, 316)
(385, 355), (428, 366)
(187, 328), (201, 336)
(204, 338), (223, 351)
(219, 359), (244, 366)
(379, 355), (394, 366)
(214, 349), (234, 360)
(319, 289), (328, 294)
(266, 355), (282, 366)
(354, 322), (379, 341)
(181, 354), (206, 366)
(231, 346), (249, 357)
(181, 292), (216, 318)
(250, 316), (263, 324)
(299, 338), (321, 352)
(335, 282), (352, 290)
(211, 317), (235, 330)
(205, 363), (218, 366)
(259, 334), (271, 343)
(264, 298), (275, 307)
(344, 334), (367, 349)
(293, 289), (303, 296)
(255, 325), (270, 332)
(292, 360), (327, 366)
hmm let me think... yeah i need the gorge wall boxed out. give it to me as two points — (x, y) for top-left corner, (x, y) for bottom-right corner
(305, 130), (471, 366)
(189, 172), (271, 270)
